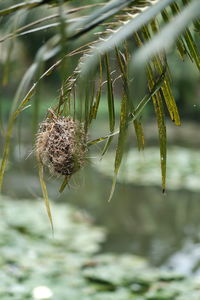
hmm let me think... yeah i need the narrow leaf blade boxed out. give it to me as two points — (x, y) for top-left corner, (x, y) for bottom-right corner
(38, 162), (54, 232)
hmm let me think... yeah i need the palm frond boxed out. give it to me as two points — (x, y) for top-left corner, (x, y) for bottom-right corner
(132, 0), (200, 69)
(0, 0), (199, 204)
(79, 0), (176, 76)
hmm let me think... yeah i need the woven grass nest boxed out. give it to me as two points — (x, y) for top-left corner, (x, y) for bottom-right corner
(35, 112), (88, 177)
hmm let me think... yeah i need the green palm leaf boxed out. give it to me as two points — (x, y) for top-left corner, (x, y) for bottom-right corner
(0, 0), (199, 206)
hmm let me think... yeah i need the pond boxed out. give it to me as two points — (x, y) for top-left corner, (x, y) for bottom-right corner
(2, 135), (200, 276)
(2, 196), (200, 300)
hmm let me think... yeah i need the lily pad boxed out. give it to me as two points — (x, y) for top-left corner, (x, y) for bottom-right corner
(0, 196), (200, 300)
(93, 147), (200, 191)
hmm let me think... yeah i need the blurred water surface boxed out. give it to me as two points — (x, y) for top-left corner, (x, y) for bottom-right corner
(3, 132), (200, 275)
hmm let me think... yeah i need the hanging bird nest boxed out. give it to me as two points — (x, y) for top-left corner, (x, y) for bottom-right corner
(35, 111), (88, 177)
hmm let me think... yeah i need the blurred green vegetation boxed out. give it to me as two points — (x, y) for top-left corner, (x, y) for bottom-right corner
(0, 3), (200, 298)
(1, 195), (200, 300)
(0, 51), (199, 126)
(0, 0), (199, 124)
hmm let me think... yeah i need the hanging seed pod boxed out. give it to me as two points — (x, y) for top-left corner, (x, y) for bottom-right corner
(35, 113), (88, 177)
